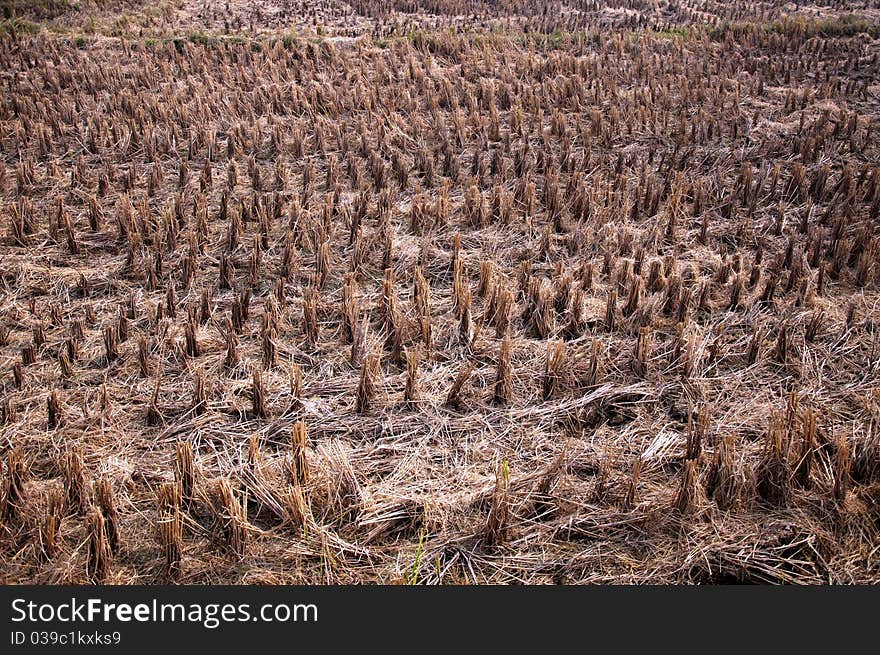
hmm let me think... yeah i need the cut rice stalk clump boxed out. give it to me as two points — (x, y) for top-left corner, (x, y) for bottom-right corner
(147, 363), (163, 426)
(21, 344), (36, 366)
(477, 260), (495, 298)
(706, 434), (740, 511)
(175, 441), (195, 509)
(246, 434), (263, 470)
(484, 460), (510, 549)
(834, 434), (852, 503)
(794, 408), (817, 488)
(210, 480), (248, 560)
(94, 477), (120, 554)
(623, 456), (643, 511)
(454, 288), (474, 349)
(493, 336), (513, 405)
(286, 421), (310, 486)
(48, 390), (63, 430)
(593, 452), (613, 503)
(632, 328), (651, 378)
(746, 324), (764, 365)
(446, 361), (475, 409)
(584, 338), (602, 387)
(289, 361), (304, 405)
(492, 286), (513, 338)
(852, 422), (879, 484)
(756, 417), (790, 507)
(526, 280), (554, 339)
(772, 323), (789, 365)
(321, 442), (362, 524)
(686, 406), (710, 461)
(284, 483), (311, 531)
(157, 482), (183, 580)
(1, 449), (26, 521)
(0, 397), (16, 426)
(542, 340), (566, 400)
(341, 273), (358, 344)
(61, 449), (89, 516)
(623, 275), (643, 317)
(184, 317), (200, 358)
(13, 362), (24, 388)
(404, 349), (420, 405)
(356, 354), (380, 414)
(191, 370), (206, 415)
(223, 316), (239, 369)
(58, 349), (72, 378)
(137, 337), (151, 377)
(37, 490), (63, 562)
(381, 267), (399, 353)
(251, 368), (268, 418)
(350, 314), (368, 368)
(674, 459), (701, 514)
(86, 508), (112, 583)
(805, 311), (824, 343)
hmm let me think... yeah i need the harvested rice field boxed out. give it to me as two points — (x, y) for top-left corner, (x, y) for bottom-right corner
(0, 0), (879, 584)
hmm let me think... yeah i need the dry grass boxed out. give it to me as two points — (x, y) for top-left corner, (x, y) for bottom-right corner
(0, 1), (879, 585)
